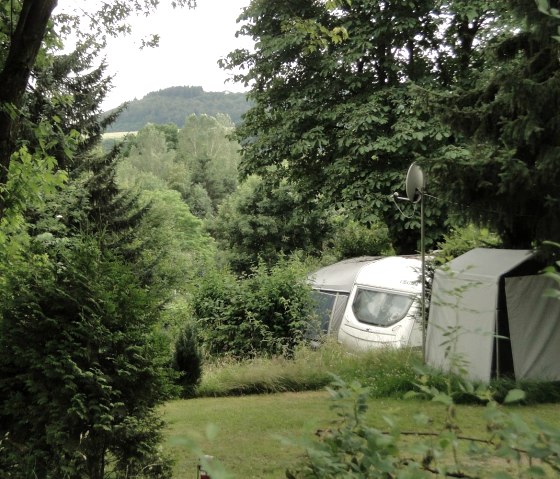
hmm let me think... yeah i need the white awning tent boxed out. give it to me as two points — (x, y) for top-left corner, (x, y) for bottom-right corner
(426, 248), (560, 383)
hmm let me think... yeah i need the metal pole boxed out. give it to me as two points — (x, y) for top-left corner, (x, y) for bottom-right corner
(421, 190), (426, 363)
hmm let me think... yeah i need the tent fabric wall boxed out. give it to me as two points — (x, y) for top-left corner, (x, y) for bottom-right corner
(425, 248), (538, 383)
(425, 270), (498, 382)
(505, 275), (560, 380)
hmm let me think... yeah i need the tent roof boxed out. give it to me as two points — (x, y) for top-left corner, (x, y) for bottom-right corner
(308, 256), (381, 293)
(444, 248), (535, 281)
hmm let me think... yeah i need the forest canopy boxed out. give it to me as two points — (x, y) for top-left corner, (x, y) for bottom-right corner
(222, 0), (560, 252)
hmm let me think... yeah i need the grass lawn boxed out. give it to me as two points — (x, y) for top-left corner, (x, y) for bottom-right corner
(163, 391), (332, 479)
(162, 391), (560, 478)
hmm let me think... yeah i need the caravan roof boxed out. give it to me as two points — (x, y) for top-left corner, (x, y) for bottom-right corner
(354, 256), (422, 295)
(309, 255), (424, 294)
(308, 256), (381, 293)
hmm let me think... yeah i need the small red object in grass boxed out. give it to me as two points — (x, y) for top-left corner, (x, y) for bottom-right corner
(197, 455), (214, 479)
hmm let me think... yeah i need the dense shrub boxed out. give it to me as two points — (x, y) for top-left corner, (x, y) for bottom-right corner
(172, 322), (203, 397)
(328, 218), (394, 259)
(191, 258), (314, 359)
(434, 224), (502, 264)
(0, 236), (175, 478)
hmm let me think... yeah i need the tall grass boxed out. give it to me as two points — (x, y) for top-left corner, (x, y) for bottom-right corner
(197, 340), (422, 398)
(196, 340), (560, 404)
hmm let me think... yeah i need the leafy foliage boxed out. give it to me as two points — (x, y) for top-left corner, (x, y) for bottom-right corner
(176, 113), (240, 212)
(221, 0), (470, 253)
(207, 175), (331, 273)
(0, 236), (175, 479)
(222, 0), (560, 252)
(118, 114), (241, 218)
(433, 224), (502, 265)
(0, 0), (196, 221)
(430, 0), (560, 248)
(191, 259), (314, 359)
(134, 188), (216, 295)
(0, 8), (200, 477)
(327, 218), (394, 259)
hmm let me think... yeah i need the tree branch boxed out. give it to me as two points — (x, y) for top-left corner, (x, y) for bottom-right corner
(0, 0), (58, 218)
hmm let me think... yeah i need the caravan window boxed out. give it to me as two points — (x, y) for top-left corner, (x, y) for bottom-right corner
(311, 291), (336, 333)
(352, 289), (414, 327)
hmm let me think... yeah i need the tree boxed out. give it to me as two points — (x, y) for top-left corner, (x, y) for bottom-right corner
(0, 0), (59, 219)
(124, 124), (177, 180)
(176, 113), (240, 213)
(221, 0), (523, 253)
(0, 0), (195, 221)
(207, 175), (331, 273)
(172, 322), (203, 398)
(134, 188), (216, 294)
(0, 3), (201, 475)
(431, 0), (560, 248)
(0, 236), (175, 479)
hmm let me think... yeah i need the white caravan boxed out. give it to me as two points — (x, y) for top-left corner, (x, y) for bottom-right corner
(309, 256), (424, 351)
(337, 256), (423, 351)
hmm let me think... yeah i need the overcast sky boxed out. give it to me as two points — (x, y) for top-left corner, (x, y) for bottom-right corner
(57, 0), (253, 111)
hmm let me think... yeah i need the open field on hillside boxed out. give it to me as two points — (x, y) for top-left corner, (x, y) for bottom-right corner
(162, 391), (560, 478)
(102, 131), (136, 139)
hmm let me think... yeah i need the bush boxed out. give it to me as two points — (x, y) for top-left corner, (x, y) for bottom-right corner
(434, 224), (502, 264)
(287, 376), (560, 478)
(191, 258), (314, 359)
(0, 236), (174, 478)
(172, 322), (203, 397)
(328, 218), (394, 259)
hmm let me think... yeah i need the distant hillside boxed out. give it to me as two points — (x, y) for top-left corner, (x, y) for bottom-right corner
(104, 86), (250, 132)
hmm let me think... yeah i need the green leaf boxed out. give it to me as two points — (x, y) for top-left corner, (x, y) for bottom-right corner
(503, 389), (526, 404)
(431, 393), (453, 406)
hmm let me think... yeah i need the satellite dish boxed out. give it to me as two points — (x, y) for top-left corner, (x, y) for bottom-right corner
(405, 162), (425, 203)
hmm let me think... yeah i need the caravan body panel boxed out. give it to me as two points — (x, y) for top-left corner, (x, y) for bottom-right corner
(308, 257), (381, 337)
(337, 256), (423, 351)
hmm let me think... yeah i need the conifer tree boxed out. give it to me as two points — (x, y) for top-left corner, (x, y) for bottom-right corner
(432, 0), (560, 247)
(0, 42), (174, 479)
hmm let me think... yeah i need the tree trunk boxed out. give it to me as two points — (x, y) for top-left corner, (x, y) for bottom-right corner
(0, 0), (58, 218)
